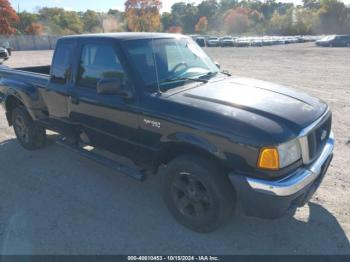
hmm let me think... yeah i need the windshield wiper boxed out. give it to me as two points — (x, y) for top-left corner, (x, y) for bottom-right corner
(221, 70), (232, 76)
(200, 70), (232, 78)
(153, 76), (208, 93)
(198, 71), (218, 79)
(160, 76), (208, 85)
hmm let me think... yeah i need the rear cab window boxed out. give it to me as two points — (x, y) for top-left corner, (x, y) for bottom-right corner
(51, 41), (75, 84)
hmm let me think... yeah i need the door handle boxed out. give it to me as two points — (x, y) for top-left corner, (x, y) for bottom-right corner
(70, 96), (79, 105)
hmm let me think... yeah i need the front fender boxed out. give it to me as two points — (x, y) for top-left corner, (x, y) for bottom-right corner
(152, 131), (232, 173)
(164, 131), (226, 160)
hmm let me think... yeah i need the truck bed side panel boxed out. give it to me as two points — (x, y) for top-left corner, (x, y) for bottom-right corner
(0, 66), (50, 122)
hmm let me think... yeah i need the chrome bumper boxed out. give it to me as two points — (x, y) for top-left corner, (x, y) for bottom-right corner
(246, 132), (334, 196)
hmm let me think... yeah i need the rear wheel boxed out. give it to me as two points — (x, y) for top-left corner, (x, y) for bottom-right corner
(163, 154), (235, 233)
(12, 106), (46, 150)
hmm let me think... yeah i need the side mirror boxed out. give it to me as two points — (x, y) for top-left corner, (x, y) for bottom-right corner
(215, 62), (221, 69)
(97, 78), (132, 98)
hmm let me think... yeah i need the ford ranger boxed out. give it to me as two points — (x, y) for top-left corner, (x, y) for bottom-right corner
(0, 33), (334, 232)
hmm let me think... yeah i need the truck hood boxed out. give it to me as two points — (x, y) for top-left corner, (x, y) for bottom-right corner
(169, 76), (327, 141)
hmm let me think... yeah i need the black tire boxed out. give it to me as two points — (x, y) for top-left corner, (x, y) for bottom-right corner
(163, 154), (235, 233)
(12, 106), (46, 150)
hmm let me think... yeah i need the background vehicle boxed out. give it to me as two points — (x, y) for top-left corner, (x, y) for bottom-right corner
(0, 33), (334, 233)
(250, 38), (263, 47)
(2, 42), (12, 56)
(316, 35), (350, 47)
(0, 47), (9, 63)
(195, 36), (206, 47)
(206, 37), (220, 47)
(220, 37), (234, 47)
(190, 35), (206, 47)
(235, 38), (250, 47)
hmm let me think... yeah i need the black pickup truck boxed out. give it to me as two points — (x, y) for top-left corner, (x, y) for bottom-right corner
(0, 33), (334, 232)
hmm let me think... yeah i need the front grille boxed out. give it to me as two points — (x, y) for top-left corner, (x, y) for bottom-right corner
(307, 114), (332, 161)
(0, 52), (7, 58)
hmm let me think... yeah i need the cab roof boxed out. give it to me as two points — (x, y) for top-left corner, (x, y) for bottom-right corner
(61, 32), (187, 41)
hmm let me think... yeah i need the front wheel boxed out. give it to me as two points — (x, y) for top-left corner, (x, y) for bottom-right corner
(163, 154), (236, 233)
(12, 106), (46, 150)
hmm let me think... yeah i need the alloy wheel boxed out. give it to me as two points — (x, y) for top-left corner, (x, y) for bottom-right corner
(171, 172), (213, 219)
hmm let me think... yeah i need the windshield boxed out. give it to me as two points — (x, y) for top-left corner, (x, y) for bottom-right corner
(124, 37), (219, 92)
(2, 42), (9, 48)
(321, 35), (335, 41)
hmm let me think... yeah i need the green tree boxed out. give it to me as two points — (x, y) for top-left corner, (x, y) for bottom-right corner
(59, 11), (84, 34)
(38, 8), (84, 35)
(219, 0), (238, 12)
(267, 8), (294, 35)
(294, 8), (319, 34)
(161, 12), (174, 31)
(198, 0), (219, 23)
(107, 9), (126, 32)
(108, 9), (124, 18)
(248, 9), (265, 33)
(167, 26), (183, 33)
(125, 0), (162, 32)
(17, 11), (39, 34)
(317, 0), (350, 34)
(83, 10), (102, 33)
(303, 0), (321, 10)
(171, 2), (199, 33)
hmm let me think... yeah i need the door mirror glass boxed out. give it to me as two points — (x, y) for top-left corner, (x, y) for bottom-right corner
(97, 78), (132, 98)
(97, 78), (122, 95)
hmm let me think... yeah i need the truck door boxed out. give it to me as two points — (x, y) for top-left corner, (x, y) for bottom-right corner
(68, 40), (140, 159)
(43, 39), (76, 136)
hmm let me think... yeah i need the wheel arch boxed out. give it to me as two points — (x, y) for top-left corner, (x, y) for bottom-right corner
(154, 140), (228, 174)
(4, 94), (24, 126)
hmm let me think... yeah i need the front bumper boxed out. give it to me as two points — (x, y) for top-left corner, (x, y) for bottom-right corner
(0, 51), (8, 57)
(229, 133), (334, 219)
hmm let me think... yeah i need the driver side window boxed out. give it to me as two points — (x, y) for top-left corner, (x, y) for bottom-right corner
(77, 44), (126, 89)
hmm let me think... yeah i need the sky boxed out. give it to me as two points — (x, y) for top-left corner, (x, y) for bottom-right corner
(9, 0), (205, 12)
(9, 0), (350, 13)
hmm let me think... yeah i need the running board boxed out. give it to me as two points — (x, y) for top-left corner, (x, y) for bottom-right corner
(56, 138), (145, 181)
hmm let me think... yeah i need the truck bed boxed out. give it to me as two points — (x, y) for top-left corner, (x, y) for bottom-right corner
(0, 65), (50, 89)
(15, 65), (51, 75)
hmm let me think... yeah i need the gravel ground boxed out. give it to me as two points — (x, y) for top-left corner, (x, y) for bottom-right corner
(0, 43), (349, 255)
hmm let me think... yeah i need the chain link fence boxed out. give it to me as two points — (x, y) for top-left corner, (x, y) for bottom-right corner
(0, 35), (61, 51)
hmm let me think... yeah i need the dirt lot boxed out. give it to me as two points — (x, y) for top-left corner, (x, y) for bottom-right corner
(0, 43), (349, 254)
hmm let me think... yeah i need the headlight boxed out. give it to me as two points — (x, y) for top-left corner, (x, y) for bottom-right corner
(258, 139), (301, 170)
(277, 139), (302, 168)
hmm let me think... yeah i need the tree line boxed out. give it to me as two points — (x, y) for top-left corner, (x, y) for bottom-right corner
(1, 0), (350, 36)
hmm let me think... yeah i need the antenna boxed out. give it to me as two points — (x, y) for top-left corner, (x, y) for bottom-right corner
(151, 37), (162, 96)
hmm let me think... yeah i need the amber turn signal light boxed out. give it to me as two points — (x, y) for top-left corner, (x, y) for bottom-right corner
(258, 147), (280, 170)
